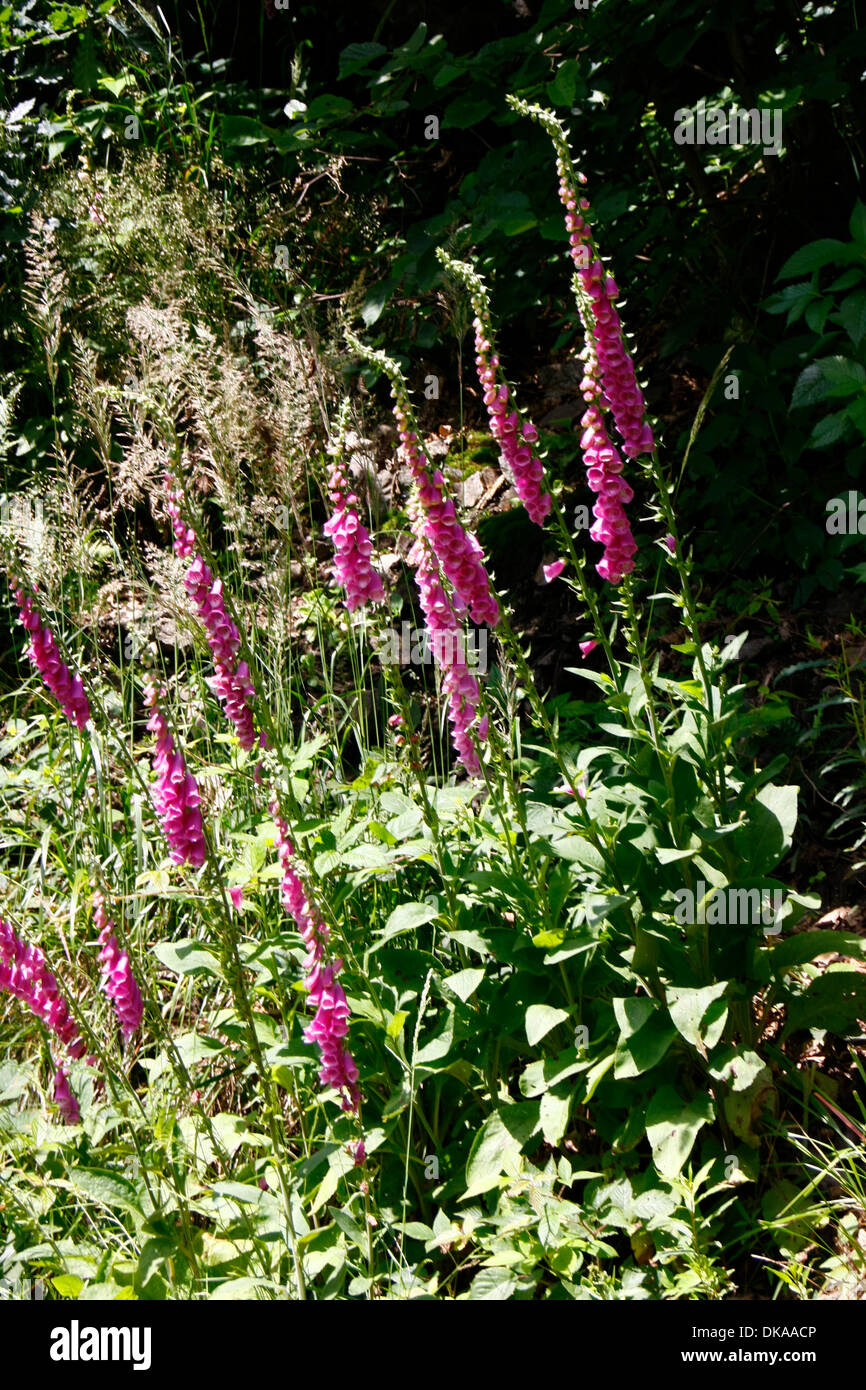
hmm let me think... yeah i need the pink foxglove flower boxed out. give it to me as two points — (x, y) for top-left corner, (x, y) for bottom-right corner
(435, 251), (550, 527)
(53, 1066), (80, 1124)
(7, 575), (90, 727)
(343, 333), (498, 629)
(93, 891), (143, 1044)
(323, 431), (384, 612)
(556, 167), (642, 584)
(505, 101), (653, 584)
(579, 395), (637, 585)
(579, 639), (598, 658)
(341, 335), (492, 771)
(391, 399), (499, 629)
(543, 560), (566, 583)
(270, 800), (360, 1113)
(474, 328), (551, 527)
(556, 161), (654, 462)
(164, 474), (264, 753)
(0, 917), (86, 1061)
(144, 683), (207, 868)
(304, 958), (361, 1108)
(408, 497), (487, 776)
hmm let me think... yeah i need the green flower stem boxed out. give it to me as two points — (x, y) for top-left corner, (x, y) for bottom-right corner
(202, 837), (308, 1300)
(639, 448), (729, 816)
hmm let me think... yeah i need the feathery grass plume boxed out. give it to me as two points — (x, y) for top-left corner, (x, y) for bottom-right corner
(6, 573), (91, 727)
(269, 798), (360, 1114)
(507, 95), (655, 584)
(92, 890), (143, 1044)
(436, 249), (551, 527)
(163, 472), (264, 753)
(143, 682), (207, 868)
(323, 397), (385, 612)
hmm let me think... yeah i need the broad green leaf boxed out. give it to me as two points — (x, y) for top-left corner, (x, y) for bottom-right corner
(370, 901), (438, 951)
(850, 200), (866, 244)
(818, 355), (866, 398)
(587, 1176), (635, 1228)
(645, 1087), (714, 1178)
(446, 929), (493, 956)
(338, 41), (387, 78)
(809, 411), (849, 448)
(614, 1009), (677, 1079)
(520, 1051), (594, 1098)
(64, 1169), (143, 1216)
(612, 997), (655, 1039)
(432, 62), (464, 88)
(665, 982), (730, 1049)
(525, 1003), (569, 1046)
(709, 1046), (767, 1091)
(583, 893), (631, 927)
(764, 282), (816, 324)
(442, 96), (495, 129)
(708, 1046), (775, 1144)
(468, 1267), (518, 1300)
(791, 362), (830, 409)
(838, 290), (866, 347)
(305, 93), (354, 122)
(441, 968), (484, 1003)
(777, 239), (849, 278)
(51, 1274), (84, 1298)
(221, 114), (271, 147)
(785, 968), (866, 1037)
(546, 58), (581, 107)
(463, 1104), (541, 1199)
(152, 939), (222, 978)
(396, 1222), (434, 1242)
(656, 846), (700, 864)
(742, 784), (798, 875)
(97, 74), (133, 97)
(805, 297), (833, 335)
(136, 1239), (176, 1289)
(360, 279), (394, 328)
(210, 1277), (279, 1300)
(540, 1088), (572, 1145)
(415, 1010), (457, 1067)
(764, 930), (866, 973)
(545, 836), (605, 872)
